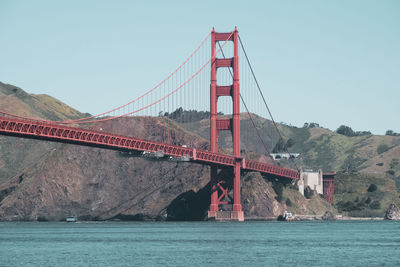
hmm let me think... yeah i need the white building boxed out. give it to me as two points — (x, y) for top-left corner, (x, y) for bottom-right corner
(298, 169), (323, 195)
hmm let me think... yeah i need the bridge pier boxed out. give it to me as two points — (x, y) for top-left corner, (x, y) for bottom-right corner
(207, 161), (244, 221)
(209, 166), (219, 214)
(232, 161), (242, 211)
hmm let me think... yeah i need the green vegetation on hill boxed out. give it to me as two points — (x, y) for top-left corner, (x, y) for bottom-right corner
(386, 130), (400, 136)
(335, 125), (371, 137)
(335, 173), (400, 217)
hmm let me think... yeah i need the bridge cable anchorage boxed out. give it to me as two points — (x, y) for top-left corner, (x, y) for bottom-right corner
(216, 42), (274, 161)
(0, 31), (212, 125)
(238, 36), (299, 171)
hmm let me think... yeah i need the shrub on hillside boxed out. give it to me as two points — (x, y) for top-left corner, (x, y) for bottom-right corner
(336, 125), (355, 137)
(389, 159), (399, 169)
(272, 182), (284, 202)
(337, 201), (360, 212)
(341, 154), (364, 174)
(304, 186), (314, 199)
(336, 125), (371, 137)
(386, 170), (395, 176)
(369, 200), (381, 209)
(285, 198), (293, 207)
(355, 131), (372, 136)
(367, 184), (378, 192)
(272, 138), (295, 153)
(286, 138), (294, 148)
(385, 130), (400, 136)
(163, 108), (224, 122)
(303, 122), (320, 128)
(272, 139), (285, 153)
(377, 144), (390, 154)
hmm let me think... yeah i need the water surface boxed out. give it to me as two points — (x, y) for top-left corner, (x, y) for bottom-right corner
(1, 221), (399, 266)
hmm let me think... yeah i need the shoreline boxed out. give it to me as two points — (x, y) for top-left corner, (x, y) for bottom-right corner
(0, 215), (390, 222)
(245, 215), (385, 221)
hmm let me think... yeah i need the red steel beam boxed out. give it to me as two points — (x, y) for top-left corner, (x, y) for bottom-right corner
(214, 32), (234, 42)
(216, 118), (231, 131)
(215, 58), (233, 68)
(216, 85), (232, 96)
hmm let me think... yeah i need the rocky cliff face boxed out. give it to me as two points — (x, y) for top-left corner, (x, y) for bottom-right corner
(0, 144), (211, 221)
(0, 155), (333, 221)
(384, 204), (400, 220)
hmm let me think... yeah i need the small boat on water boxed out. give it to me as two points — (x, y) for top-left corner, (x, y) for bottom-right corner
(283, 211), (294, 221)
(66, 216), (77, 222)
(278, 211), (294, 221)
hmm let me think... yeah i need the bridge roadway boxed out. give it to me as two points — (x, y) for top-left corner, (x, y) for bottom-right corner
(0, 116), (300, 180)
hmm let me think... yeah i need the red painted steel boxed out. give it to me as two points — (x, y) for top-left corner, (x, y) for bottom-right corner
(208, 28), (244, 219)
(232, 28), (241, 215)
(215, 58), (233, 68)
(216, 85), (232, 96)
(216, 118), (231, 131)
(323, 173), (335, 204)
(0, 116), (300, 180)
(214, 32), (234, 41)
(209, 28), (219, 214)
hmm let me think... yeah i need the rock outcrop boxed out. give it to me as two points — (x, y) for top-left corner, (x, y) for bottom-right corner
(384, 204), (400, 220)
(241, 172), (285, 219)
(322, 211), (335, 220)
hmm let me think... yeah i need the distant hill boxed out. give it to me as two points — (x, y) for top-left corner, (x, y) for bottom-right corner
(0, 82), (87, 121)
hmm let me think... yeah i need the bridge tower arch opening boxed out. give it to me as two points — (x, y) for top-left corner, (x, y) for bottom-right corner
(208, 27), (244, 221)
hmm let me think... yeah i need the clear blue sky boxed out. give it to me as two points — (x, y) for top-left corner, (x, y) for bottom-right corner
(1, 0), (399, 134)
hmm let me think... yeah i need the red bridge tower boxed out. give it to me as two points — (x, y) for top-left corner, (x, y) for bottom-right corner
(208, 27), (244, 221)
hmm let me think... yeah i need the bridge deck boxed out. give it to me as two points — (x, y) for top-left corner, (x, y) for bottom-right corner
(0, 116), (300, 180)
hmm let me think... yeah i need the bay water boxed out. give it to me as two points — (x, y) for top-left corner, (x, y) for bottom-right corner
(1, 221), (399, 266)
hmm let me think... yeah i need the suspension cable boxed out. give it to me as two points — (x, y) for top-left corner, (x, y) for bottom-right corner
(217, 42), (273, 158)
(238, 36), (299, 170)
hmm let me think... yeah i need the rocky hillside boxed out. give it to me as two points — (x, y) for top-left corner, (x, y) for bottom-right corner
(0, 82), (86, 121)
(0, 82), (86, 186)
(0, 81), (398, 220)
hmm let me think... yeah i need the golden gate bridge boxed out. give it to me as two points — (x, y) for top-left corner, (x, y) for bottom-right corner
(0, 28), (334, 221)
